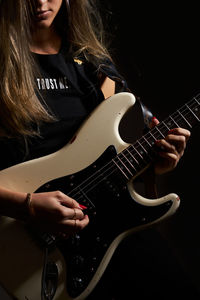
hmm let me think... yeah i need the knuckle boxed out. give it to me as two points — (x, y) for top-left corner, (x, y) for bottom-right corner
(171, 144), (176, 151)
(55, 190), (64, 199)
(60, 208), (68, 218)
(168, 144), (176, 153)
(184, 129), (190, 136)
(78, 210), (84, 219)
(179, 136), (186, 143)
(54, 206), (64, 216)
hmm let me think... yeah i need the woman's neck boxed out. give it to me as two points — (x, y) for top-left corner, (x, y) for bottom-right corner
(30, 27), (62, 55)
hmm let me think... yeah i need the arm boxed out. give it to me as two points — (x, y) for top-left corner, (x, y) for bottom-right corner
(0, 76), (115, 235)
(100, 76), (116, 99)
(0, 186), (89, 238)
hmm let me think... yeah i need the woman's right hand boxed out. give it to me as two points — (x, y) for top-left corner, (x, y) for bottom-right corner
(28, 191), (89, 238)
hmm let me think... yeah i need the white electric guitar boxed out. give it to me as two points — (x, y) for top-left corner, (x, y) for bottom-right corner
(0, 92), (199, 300)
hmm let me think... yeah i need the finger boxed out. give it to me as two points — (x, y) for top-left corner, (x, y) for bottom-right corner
(61, 215), (89, 231)
(57, 191), (82, 209)
(158, 151), (179, 168)
(168, 128), (191, 141)
(165, 135), (186, 156)
(74, 215), (90, 230)
(58, 216), (90, 239)
(156, 139), (178, 156)
(61, 206), (84, 220)
(71, 207), (85, 220)
(150, 116), (160, 128)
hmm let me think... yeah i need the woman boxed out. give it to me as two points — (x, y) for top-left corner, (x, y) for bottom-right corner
(0, 0), (191, 299)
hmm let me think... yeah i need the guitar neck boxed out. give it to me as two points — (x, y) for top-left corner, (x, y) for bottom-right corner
(113, 94), (200, 180)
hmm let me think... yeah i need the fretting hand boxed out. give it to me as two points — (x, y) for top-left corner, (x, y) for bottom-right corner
(151, 117), (191, 175)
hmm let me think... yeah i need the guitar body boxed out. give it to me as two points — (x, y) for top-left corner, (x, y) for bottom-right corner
(0, 92), (180, 300)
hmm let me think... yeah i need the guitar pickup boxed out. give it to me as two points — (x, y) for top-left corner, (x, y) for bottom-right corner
(77, 190), (96, 218)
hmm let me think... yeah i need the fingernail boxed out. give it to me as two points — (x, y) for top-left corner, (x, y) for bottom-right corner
(79, 204), (87, 210)
(168, 129), (174, 134)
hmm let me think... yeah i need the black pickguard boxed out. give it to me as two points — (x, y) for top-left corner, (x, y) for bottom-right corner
(35, 146), (173, 298)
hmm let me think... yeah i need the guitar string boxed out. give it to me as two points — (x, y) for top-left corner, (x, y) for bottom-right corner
(70, 97), (197, 201)
(69, 101), (199, 202)
(68, 99), (200, 199)
(68, 99), (200, 201)
(69, 124), (197, 202)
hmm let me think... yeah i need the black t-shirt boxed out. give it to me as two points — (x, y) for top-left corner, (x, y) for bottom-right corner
(0, 51), (105, 170)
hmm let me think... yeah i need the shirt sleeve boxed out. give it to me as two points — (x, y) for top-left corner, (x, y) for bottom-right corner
(98, 58), (155, 131)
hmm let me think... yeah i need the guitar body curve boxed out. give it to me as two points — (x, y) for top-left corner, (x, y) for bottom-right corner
(0, 92), (180, 300)
(0, 92), (134, 194)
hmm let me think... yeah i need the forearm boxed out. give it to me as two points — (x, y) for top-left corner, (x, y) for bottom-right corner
(0, 187), (89, 236)
(0, 187), (28, 220)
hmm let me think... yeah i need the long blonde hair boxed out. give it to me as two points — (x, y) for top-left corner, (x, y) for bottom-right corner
(0, 0), (111, 137)
(68, 0), (111, 62)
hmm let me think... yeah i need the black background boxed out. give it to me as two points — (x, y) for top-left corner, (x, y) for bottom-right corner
(1, 2), (200, 299)
(100, 0), (200, 297)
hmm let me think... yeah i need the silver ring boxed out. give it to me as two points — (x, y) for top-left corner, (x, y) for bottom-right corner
(73, 208), (77, 220)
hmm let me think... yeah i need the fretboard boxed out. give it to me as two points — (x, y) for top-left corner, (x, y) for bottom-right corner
(113, 93), (200, 180)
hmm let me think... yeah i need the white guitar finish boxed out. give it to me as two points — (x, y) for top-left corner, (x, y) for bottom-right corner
(0, 92), (180, 300)
(0, 92), (133, 194)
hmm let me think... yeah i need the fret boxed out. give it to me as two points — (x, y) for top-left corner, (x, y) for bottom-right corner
(148, 131), (157, 144)
(154, 126), (165, 138)
(138, 139), (155, 161)
(125, 148), (140, 168)
(135, 141), (150, 163)
(161, 121), (170, 131)
(186, 103), (200, 122)
(120, 151), (137, 173)
(143, 135), (152, 147)
(165, 117), (175, 129)
(65, 92), (200, 206)
(123, 144), (149, 175)
(117, 155), (134, 177)
(179, 102), (194, 123)
(141, 135), (157, 158)
(190, 99), (200, 120)
(123, 144), (148, 174)
(111, 93), (200, 183)
(137, 140), (148, 154)
(169, 115), (179, 127)
(173, 99), (200, 128)
(153, 122), (170, 139)
(177, 109), (192, 128)
(112, 158), (129, 180)
(194, 96), (200, 105)
(148, 128), (159, 141)
(131, 144), (148, 163)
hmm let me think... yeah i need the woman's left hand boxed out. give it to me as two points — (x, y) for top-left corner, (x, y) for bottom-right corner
(151, 117), (191, 175)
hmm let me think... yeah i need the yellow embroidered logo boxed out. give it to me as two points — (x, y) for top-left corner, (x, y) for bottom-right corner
(74, 58), (83, 65)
